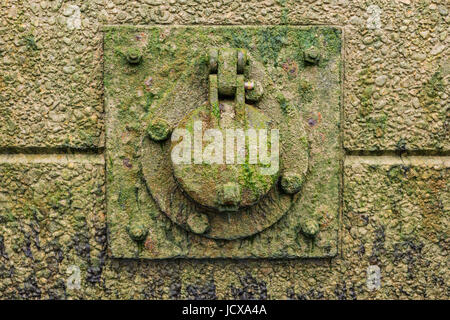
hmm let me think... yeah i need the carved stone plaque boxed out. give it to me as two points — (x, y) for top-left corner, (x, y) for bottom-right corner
(104, 26), (342, 258)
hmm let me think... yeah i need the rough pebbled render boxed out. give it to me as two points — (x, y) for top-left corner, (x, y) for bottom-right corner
(0, 0), (448, 299)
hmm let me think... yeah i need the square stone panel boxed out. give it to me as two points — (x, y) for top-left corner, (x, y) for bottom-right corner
(0, 24), (103, 149)
(104, 26), (342, 259)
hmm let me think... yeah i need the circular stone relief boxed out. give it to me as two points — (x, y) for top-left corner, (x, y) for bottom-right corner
(171, 101), (279, 213)
(140, 52), (309, 240)
(140, 134), (293, 240)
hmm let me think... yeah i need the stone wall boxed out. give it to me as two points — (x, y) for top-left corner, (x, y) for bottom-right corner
(0, 0), (448, 299)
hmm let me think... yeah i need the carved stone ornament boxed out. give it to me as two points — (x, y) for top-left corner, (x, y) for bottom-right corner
(104, 26), (342, 259)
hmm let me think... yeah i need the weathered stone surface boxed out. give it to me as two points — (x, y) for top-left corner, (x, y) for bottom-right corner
(104, 26), (341, 258)
(1, 1), (448, 150)
(0, 157), (105, 299)
(0, 0), (449, 300)
(0, 18), (104, 148)
(0, 158), (447, 298)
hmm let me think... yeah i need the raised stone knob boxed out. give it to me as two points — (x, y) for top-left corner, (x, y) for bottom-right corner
(171, 48), (279, 212)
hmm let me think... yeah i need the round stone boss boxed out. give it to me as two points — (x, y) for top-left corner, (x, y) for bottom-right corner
(140, 52), (309, 240)
(171, 104), (279, 212)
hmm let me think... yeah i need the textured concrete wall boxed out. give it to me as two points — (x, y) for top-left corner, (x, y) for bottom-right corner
(0, 0), (448, 299)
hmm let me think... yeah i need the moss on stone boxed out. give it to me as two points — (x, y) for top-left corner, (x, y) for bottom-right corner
(298, 80), (314, 104)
